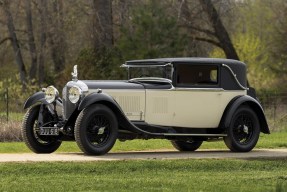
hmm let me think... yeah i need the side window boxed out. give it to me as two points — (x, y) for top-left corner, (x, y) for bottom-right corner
(176, 64), (218, 87)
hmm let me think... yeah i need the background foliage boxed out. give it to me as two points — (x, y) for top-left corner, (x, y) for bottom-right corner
(0, 0), (286, 96)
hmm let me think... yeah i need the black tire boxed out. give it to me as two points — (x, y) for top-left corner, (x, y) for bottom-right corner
(22, 105), (62, 153)
(75, 104), (118, 155)
(171, 140), (203, 151)
(224, 106), (260, 152)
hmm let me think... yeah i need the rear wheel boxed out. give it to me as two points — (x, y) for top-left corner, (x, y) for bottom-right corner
(75, 104), (118, 155)
(171, 140), (203, 151)
(224, 106), (260, 152)
(22, 105), (62, 153)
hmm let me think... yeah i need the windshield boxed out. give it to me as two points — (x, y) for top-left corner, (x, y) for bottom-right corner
(127, 65), (172, 79)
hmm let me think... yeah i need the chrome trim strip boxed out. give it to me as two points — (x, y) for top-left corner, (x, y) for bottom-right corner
(121, 63), (172, 68)
(163, 133), (227, 137)
(174, 88), (224, 92)
(222, 64), (249, 90)
(129, 77), (172, 83)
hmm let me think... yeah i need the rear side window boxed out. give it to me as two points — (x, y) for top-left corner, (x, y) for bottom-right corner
(176, 65), (218, 87)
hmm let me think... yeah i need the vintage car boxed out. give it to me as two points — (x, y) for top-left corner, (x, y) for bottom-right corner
(22, 58), (269, 155)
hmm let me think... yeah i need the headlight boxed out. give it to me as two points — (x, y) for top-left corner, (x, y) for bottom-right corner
(45, 86), (59, 103)
(69, 86), (82, 103)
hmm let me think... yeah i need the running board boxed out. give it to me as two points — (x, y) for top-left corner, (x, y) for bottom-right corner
(163, 133), (227, 137)
(121, 117), (227, 137)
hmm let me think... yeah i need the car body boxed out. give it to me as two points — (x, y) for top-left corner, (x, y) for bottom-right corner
(22, 58), (269, 155)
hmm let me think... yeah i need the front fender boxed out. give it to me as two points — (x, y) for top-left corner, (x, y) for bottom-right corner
(221, 95), (270, 134)
(78, 92), (163, 136)
(78, 92), (117, 111)
(23, 92), (48, 109)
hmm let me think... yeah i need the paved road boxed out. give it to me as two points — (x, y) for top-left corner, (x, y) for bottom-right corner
(0, 149), (286, 162)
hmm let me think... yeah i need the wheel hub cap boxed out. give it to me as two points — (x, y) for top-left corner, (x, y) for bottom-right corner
(98, 127), (106, 135)
(243, 125), (249, 134)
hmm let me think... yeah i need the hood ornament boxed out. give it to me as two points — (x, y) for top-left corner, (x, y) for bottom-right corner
(71, 65), (78, 81)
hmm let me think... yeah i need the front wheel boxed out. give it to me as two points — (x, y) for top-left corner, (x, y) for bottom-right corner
(224, 106), (260, 152)
(22, 105), (62, 153)
(171, 140), (203, 151)
(75, 104), (118, 155)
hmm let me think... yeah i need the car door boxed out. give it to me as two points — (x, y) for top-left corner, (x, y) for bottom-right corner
(172, 63), (222, 128)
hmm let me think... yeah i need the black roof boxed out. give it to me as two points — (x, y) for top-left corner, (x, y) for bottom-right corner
(124, 57), (247, 91)
(125, 57), (245, 67)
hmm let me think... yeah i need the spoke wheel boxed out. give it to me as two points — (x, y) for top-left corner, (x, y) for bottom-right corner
(22, 105), (62, 153)
(233, 114), (254, 144)
(75, 104), (118, 155)
(87, 115), (111, 147)
(224, 106), (260, 152)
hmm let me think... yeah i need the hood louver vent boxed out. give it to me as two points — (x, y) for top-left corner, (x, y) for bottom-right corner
(114, 96), (141, 113)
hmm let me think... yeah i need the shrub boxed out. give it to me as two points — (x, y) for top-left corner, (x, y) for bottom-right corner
(0, 120), (22, 142)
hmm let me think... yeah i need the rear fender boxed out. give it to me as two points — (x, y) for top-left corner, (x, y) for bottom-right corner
(220, 95), (270, 134)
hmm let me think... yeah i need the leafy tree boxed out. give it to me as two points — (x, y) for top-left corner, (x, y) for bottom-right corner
(75, 47), (125, 80)
(268, 0), (287, 74)
(0, 75), (40, 111)
(1, 0), (287, 93)
(227, 0), (286, 91)
(210, 33), (275, 90)
(117, 1), (188, 60)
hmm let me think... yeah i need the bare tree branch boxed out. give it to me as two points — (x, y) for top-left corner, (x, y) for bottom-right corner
(0, 36), (12, 45)
(2, 0), (27, 90)
(180, 24), (216, 37)
(193, 37), (221, 48)
(200, 0), (239, 60)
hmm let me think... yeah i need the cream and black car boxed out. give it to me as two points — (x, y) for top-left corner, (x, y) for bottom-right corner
(22, 58), (269, 155)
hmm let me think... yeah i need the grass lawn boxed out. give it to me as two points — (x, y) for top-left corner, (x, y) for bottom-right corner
(0, 126), (286, 191)
(0, 159), (287, 191)
(0, 131), (286, 153)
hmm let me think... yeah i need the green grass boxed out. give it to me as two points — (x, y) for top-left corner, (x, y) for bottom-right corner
(0, 112), (24, 121)
(0, 132), (286, 153)
(0, 159), (287, 191)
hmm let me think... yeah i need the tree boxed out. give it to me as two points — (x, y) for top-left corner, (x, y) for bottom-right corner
(48, 0), (66, 73)
(227, 0), (285, 90)
(91, 0), (114, 50)
(0, 36), (11, 46)
(178, 0), (239, 60)
(74, 0), (116, 81)
(199, 0), (239, 60)
(25, 0), (37, 80)
(1, 0), (27, 90)
(38, 0), (47, 86)
(210, 33), (274, 89)
(269, 0), (287, 74)
(117, 1), (188, 60)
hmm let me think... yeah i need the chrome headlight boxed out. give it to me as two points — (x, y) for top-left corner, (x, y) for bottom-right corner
(69, 86), (82, 104)
(45, 86), (59, 103)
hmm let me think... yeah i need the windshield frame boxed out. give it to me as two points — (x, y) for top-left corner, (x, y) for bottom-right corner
(121, 63), (173, 80)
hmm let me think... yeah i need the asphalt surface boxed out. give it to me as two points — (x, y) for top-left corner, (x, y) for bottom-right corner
(0, 149), (287, 162)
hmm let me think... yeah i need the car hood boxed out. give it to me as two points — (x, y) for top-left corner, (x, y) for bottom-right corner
(82, 80), (145, 90)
